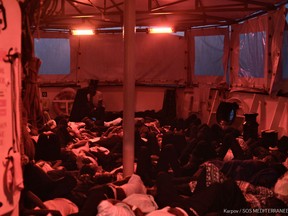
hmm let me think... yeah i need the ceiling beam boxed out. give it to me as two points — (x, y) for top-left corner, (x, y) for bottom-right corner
(34, 0), (288, 31)
(109, 0), (123, 12)
(40, 6), (270, 21)
(68, 0), (103, 9)
(150, 0), (188, 12)
(230, 0), (276, 10)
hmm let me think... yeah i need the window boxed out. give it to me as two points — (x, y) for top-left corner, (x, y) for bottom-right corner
(194, 35), (225, 76)
(34, 38), (70, 75)
(239, 32), (266, 78)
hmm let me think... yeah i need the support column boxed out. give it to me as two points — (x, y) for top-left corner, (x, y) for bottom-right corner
(123, 0), (136, 177)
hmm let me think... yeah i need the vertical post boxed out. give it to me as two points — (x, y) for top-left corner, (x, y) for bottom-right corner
(123, 0), (136, 177)
(186, 30), (192, 87)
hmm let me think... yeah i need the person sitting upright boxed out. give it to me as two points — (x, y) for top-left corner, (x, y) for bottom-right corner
(69, 79), (104, 123)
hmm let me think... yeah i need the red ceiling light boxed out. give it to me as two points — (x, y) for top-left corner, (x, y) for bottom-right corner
(148, 27), (173, 34)
(71, 29), (95, 35)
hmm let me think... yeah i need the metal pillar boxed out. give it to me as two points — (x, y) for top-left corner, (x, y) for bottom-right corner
(123, 0), (136, 177)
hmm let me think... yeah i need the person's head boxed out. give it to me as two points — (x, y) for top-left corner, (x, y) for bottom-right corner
(210, 123), (224, 142)
(88, 79), (98, 96)
(172, 118), (185, 132)
(252, 146), (270, 160)
(184, 114), (197, 128)
(193, 140), (216, 161)
(197, 124), (211, 141)
(278, 136), (288, 153)
(219, 120), (229, 130)
(54, 115), (69, 126)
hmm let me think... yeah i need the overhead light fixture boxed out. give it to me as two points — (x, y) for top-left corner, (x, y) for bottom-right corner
(71, 29), (95, 35)
(148, 27), (173, 34)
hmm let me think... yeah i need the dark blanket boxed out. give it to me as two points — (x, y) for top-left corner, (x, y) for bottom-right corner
(220, 159), (285, 188)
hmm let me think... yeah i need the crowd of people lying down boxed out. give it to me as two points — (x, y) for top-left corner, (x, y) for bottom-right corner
(20, 112), (288, 216)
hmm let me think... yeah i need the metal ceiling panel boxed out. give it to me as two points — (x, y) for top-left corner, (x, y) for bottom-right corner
(29, 0), (288, 31)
